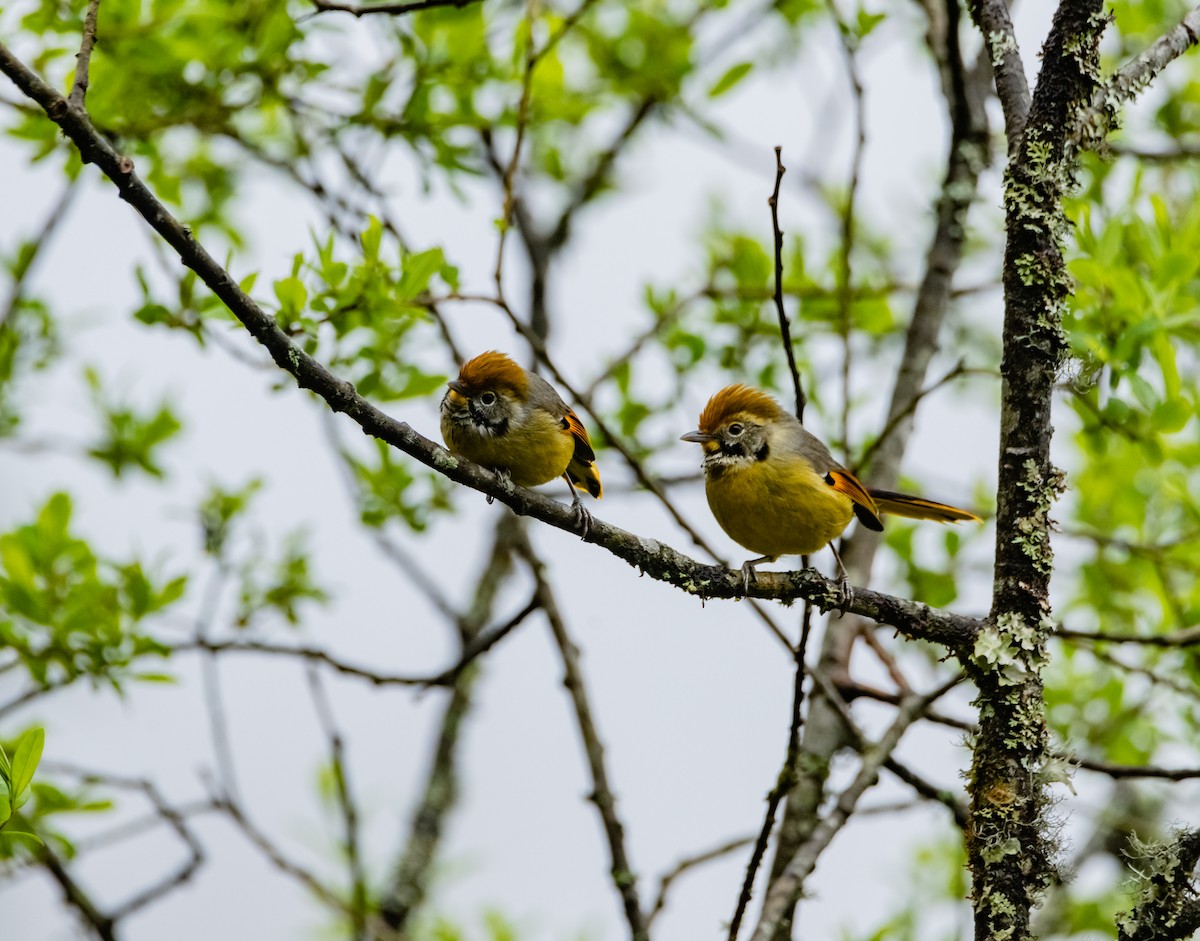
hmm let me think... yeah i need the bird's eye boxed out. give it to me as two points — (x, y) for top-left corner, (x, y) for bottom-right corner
(728, 423), (745, 436)
(479, 391), (497, 406)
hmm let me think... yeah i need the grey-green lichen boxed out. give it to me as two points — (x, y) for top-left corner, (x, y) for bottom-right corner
(988, 29), (1018, 67)
(1117, 829), (1200, 939)
(431, 450), (459, 471)
(971, 612), (1050, 685)
(1010, 460), (1066, 576)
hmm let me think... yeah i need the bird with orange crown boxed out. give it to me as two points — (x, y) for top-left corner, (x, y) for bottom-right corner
(440, 352), (602, 534)
(682, 384), (980, 603)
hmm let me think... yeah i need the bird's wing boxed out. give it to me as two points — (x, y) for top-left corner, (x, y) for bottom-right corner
(788, 423), (883, 531)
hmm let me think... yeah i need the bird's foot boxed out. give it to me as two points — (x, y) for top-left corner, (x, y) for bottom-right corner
(571, 502), (594, 540)
(487, 468), (512, 505)
(833, 574), (854, 617)
(740, 562), (755, 595)
(739, 557), (773, 596)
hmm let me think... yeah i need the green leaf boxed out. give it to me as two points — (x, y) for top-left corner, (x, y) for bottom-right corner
(9, 728), (44, 798)
(708, 62), (753, 98)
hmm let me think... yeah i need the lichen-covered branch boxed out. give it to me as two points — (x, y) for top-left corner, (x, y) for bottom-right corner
(1118, 830), (1200, 941)
(966, 0), (1031, 152)
(966, 2), (1105, 939)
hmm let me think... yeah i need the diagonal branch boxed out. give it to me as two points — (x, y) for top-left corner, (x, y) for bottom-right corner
(0, 42), (982, 653)
(748, 679), (956, 941)
(513, 526), (648, 941)
(1103, 5), (1200, 111)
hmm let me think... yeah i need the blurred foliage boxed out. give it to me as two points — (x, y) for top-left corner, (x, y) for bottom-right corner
(0, 493), (179, 689)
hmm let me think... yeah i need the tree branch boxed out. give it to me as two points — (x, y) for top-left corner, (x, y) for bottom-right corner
(514, 527), (648, 941)
(748, 680), (954, 941)
(767, 146), (806, 422)
(308, 0), (480, 16)
(968, 4), (1105, 938)
(966, 0), (1031, 151)
(68, 0), (102, 111)
(1104, 5), (1200, 111)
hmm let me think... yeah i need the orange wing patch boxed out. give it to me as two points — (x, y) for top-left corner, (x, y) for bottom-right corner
(826, 470), (883, 532)
(561, 409), (602, 498)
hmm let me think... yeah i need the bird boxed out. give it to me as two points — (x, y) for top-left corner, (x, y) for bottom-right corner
(440, 351), (602, 534)
(681, 384), (980, 604)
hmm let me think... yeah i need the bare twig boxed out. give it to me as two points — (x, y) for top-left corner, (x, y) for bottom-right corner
(39, 846), (118, 941)
(728, 600), (815, 941)
(852, 362), (994, 476)
(68, 0), (102, 110)
(308, 0), (479, 16)
(217, 793), (347, 911)
(767, 147), (805, 421)
(305, 664), (368, 940)
(883, 757), (969, 829)
(825, 0), (867, 450)
(419, 593), (540, 687)
(645, 835), (754, 927)
(195, 564), (239, 803)
(1056, 625), (1200, 648)
(514, 527), (648, 941)
(749, 678), (958, 941)
(0, 179), (79, 329)
(381, 515), (518, 931)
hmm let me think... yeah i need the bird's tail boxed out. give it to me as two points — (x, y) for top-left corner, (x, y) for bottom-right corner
(567, 458), (603, 499)
(868, 489), (980, 523)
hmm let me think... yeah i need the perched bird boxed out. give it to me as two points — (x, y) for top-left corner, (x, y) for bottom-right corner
(440, 351), (602, 533)
(681, 384), (979, 602)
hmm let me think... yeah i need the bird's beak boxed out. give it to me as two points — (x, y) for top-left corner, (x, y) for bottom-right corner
(680, 430), (715, 444)
(446, 381), (468, 406)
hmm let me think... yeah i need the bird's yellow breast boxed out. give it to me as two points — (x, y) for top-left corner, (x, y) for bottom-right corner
(441, 409), (574, 488)
(705, 455), (854, 558)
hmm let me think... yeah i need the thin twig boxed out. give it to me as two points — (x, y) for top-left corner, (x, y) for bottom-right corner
(767, 146), (805, 422)
(305, 664), (368, 940)
(825, 0), (866, 451)
(749, 675), (962, 941)
(514, 527), (648, 941)
(308, 0), (479, 16)
(493, 0), (538, 298)
(645, 835), (755, 927)
(728, 601), (815, 941)
(1056, 625), (1200, 648)
(381, 515), (518, 931)
(195, 563), (240, 802)
(0, 178), (79, 330)
(217, 793), (348, 911)
(68, 0), (102, 110)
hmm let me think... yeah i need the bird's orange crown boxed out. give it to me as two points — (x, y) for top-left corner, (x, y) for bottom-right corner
(697, 384), (784, 433)
(455, 351), (529, 396)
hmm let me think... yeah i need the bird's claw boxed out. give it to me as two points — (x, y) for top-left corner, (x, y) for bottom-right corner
(740, 561), (758, 596)
(487, 468), (512, 505)
(833, 575), (854, 617)
(572, 502), (594, 540)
